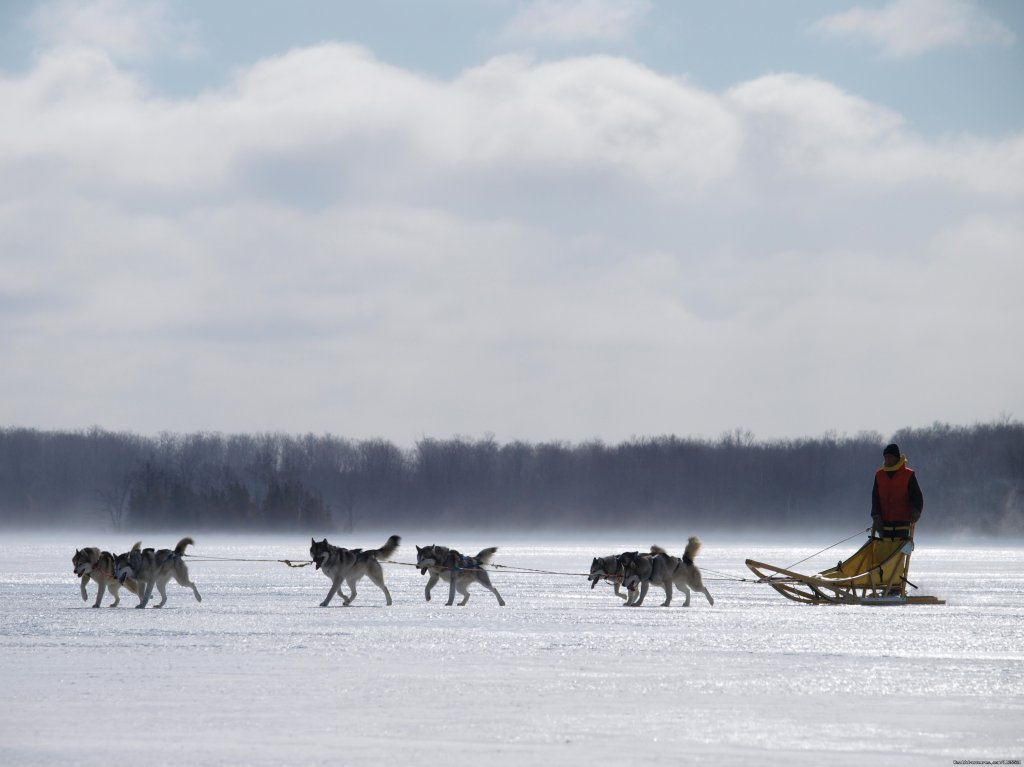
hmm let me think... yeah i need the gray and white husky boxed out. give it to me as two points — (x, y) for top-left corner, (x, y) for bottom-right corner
(588, 553), (631, 601)
(415, 544), (506, 606)
(620, 537), (714, 607)
(113, 537), (203, 609)
(309, 535), (401, 607)
(73, 542), (142, 607)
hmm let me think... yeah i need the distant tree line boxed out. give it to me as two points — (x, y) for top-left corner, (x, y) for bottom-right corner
(0, 421), (1021, 535)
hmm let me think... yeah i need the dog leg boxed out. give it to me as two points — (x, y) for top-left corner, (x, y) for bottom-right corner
(424, 572), (440, 601)
(109, 583), (121, 607)
(457, 581), (471, 606)
(661, 581), (673, 607)
(680, 584), (691, 607)
(320, 578), (343, 607)
(91, 580), (106, 608)
(446, 576), (458, 606)
(343, 578), (358, 606)
(479, 573), (505, 606)
(175, 567), (202, 603)
(368, 572), (392, 606)
(613, 582), (628, 601)
(154, 579), (169, 608)
(700, 586), (714, 606)
(367, 562), (392, 606)
(137, 580), (155, 608)
(633, 581), (649, 607)
(80, 574), (91, 602)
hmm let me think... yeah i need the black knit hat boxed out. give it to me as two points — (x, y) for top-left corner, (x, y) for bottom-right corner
(883, 443), (900, 458)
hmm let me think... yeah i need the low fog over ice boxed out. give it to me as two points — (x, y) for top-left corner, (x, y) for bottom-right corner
(2, 532), (1021, 766)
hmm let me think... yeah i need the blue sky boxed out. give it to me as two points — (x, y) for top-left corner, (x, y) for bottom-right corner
(1, 0), (1022, 444)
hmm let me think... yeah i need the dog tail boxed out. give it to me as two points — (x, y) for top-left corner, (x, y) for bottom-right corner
(684, 536), (702, 562)
(174, 537), (195, 556)
(650, 544), (667, 556)
(474, 547), (499, 565)
(131, 541), (143, 552)
(372, 535), (401, 560)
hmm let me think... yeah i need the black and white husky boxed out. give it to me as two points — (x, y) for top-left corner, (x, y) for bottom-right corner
(73, 542), (142, 607)
(620, 537), (714, 607)
(309, 535), (401, 607)
(113, 537), (203, 609)
(415, 544), (506, 606)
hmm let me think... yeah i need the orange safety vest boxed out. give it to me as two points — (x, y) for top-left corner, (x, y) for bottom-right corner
(875, 466), (915, 524)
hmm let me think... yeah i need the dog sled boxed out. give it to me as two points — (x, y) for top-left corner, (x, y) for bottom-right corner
(745, 524), (944, 605)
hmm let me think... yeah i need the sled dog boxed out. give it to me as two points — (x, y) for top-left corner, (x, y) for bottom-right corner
(309, 535), (401, 607)
(415, 544), (506, 606)
(620, 537), (714, 607)
(73, 542), (142, 607)
(113, 537), (202, 609)
(588, 553), (631, 601)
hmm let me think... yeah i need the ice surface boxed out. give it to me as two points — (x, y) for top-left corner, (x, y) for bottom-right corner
(1, 532), (1022, 766)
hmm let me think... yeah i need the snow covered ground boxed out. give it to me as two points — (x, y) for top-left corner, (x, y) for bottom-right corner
(1, 531), (1022, 766)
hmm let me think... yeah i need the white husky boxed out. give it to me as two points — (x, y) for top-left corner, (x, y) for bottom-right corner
(113, 537), (202, 609)
(72, 542), (142, 607)
(620, 537), (714, 607)
(415, 544), (506, 606)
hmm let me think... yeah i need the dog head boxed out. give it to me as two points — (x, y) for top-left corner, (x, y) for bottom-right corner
(72, 547), (100, 577)
(113, 549), (141, 584)
(588, 556), (618, 588)
(622, 573), (642, 591)
(309, 538), (332, 570)
(415, 544), (444, 574)
(618, 551), (650, 591)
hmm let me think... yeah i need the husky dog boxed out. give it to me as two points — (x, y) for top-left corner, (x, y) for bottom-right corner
(309, 535), (401, 607)
(588, 554), (631, 601)
(415, 544), (505, 606)
(73, 542), (142, 607)
(113, 537), (202, 609)
(620, 537), (714, 607)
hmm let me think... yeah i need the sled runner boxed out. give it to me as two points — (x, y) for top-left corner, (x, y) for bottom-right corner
(745, 524), (944, 605)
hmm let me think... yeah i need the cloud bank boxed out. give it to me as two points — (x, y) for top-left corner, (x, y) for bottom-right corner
(1, 14), (1021, 443)
(812, 0), (1016, 58)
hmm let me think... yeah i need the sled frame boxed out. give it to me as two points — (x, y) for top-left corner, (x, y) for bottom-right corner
(746, 525), (944, 606)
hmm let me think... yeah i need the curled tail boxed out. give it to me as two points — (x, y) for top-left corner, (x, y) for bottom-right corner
(174, 537), (195, 556)
(650, 544), (667, 556)
(684, 536), (702, 563)
(474, 547), (498, 565)
(373, 535), (401, 560)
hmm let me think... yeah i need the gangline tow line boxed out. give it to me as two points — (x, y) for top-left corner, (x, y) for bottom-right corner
(182, 553), (756, 581)
(183, 553), (314, 568)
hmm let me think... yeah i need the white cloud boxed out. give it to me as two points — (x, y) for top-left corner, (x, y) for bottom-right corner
(1, 42), (1022, 441)
(812, 0), (1016, 58)
(727, 73), (1024, 198)
(27, 0), (200, 61)
(499, 0), (651, 45)
(0, 45), (742, 200)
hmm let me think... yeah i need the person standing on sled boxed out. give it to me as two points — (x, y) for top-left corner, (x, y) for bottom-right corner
(871, 443), (923, 539)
